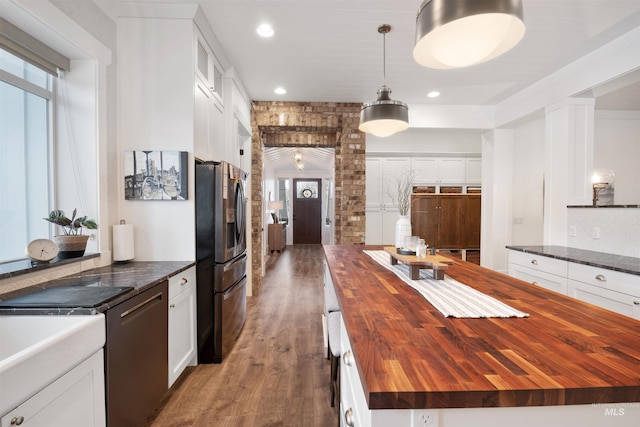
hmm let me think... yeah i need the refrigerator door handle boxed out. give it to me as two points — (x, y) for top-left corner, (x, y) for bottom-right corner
(224, 252), (247, 272)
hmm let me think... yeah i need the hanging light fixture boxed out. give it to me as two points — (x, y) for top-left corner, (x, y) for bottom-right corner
(413, 0), (525, 69)
(359, 24), (409, 138)
(293, 150), (304, 170)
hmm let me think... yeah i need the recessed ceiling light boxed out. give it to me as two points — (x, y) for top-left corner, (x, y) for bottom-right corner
(274, 87), (286, 95)
(256, 23), (274, 38)
(427, 91), (440, 98)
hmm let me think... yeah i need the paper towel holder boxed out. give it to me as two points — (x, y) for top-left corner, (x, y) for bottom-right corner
(113, 219), (135, 263)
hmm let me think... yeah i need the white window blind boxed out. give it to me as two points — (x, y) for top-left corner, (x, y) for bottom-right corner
(0, 17), (69, 76)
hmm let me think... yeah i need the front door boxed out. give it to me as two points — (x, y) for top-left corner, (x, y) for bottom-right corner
(292, 179), (322, 244)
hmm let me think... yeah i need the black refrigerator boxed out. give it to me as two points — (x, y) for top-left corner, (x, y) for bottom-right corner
(195, 160), (248, 363)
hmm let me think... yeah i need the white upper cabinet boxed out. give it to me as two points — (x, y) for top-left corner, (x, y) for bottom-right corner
(367, 157), (411, 207)
(195, 31), (223, 104)
(412, 157), (466, 184)
(194, 29), (225, 162)
(412, 158), (438, 183)
(465, 157), (482, 184)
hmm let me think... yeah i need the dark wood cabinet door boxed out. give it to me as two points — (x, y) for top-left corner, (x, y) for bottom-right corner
(438, 195), (465, 249)
(462, 195), (481, 249)
(411, 194), (481, 250)
(411, 195), (439, 247)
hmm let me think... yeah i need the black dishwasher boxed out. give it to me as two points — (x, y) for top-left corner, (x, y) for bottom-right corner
(105, 281), (168, 427)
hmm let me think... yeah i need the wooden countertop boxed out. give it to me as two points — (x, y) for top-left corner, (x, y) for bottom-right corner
(324, 245), (640, 410)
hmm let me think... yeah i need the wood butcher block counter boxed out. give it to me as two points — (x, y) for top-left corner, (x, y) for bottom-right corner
(324, 245), (640, 418)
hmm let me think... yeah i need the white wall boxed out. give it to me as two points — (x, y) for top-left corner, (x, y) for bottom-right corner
(366, 129), (482, 155)
(510, 117), (545, 245)
(117, 17), (196, 262)
(594, 111), (640, 205)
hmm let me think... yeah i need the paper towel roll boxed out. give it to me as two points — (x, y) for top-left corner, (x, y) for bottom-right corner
(113, 223), (135, 261)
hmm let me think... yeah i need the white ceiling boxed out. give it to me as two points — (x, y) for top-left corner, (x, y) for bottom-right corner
(100, 0), (640, 171)
(264, 147), (335, 173)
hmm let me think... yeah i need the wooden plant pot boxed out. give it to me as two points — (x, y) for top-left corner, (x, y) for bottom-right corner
(54, 235), (90, 259)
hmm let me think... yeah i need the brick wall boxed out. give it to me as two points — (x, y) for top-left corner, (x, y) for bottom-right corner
(250, 101), (366, 290)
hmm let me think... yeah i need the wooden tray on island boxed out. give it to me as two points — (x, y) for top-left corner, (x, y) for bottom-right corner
(384, 247), (454, 280)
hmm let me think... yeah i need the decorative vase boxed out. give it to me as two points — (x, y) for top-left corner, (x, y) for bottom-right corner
(54, 235), (90, 259)
(394, 215), (412, 248)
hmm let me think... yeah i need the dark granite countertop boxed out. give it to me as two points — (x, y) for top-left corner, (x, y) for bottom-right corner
(567, 205), (640, 208)
(506, 245), (640, 276)
(0, 261), (195, 315)
(0, 253), (100, 281)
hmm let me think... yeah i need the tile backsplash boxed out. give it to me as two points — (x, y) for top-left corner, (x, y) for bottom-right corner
(567, 208), (640, 257)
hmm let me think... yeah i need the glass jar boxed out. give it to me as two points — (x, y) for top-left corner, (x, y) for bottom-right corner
(416, 239), (427, 258)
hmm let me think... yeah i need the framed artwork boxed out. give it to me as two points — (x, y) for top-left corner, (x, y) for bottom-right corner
(124, 151), (188, 200)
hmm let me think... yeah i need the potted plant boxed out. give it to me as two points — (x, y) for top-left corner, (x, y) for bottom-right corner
(388, 171), (414, 249)
(44, 208), (98, 259)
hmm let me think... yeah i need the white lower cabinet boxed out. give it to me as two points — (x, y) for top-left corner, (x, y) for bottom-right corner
(508, 250), (568, 294)
(567, 263), (640, 320)
(508, 249), (640, 320)
(509, 263), (568, 294)
(1, 350), (105, 427)
(365, 207), (399, 245)
(168, 266), (197, 387)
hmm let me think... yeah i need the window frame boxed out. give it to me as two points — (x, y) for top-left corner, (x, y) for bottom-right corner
(0, 48), (55, 264)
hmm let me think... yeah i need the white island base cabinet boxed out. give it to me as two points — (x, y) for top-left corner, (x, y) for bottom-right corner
(1, 350), (105, 427)
(338, 317), (639, 427)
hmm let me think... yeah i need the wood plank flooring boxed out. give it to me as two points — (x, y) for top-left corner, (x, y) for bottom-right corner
(145, 244), (337, 427)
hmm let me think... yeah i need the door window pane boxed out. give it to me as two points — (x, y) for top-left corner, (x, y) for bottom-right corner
(296, 181), (318, 199)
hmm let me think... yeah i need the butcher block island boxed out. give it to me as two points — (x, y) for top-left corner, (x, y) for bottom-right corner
(323, 245), (640, 427)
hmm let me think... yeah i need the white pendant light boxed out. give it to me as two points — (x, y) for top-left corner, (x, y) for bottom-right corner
(413, 0), (525, 69)
(359, 25), (409, 138)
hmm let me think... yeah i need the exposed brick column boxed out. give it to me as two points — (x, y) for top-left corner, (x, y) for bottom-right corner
(249, 120), (265, 292)
(250, 102), (365, 292)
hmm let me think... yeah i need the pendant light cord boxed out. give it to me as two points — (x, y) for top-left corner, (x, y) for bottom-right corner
(378, 24), (391, 87)
(382, 30), (386, 86)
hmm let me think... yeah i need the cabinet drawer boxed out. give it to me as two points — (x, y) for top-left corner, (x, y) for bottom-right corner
(567, 263), (640, 297)
(508, 251), (567, 277)
(509, 263), (568, 295)
(568, 279), (640, 320)
(169, 266), (196, 298)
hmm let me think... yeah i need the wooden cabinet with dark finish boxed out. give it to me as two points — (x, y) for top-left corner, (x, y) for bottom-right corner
(411, 194), (480, 250)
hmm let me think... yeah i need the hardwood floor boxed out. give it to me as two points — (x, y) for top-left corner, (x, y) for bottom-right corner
(145, 245), (338, 427)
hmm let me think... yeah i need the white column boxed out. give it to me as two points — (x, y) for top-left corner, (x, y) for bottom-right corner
(543, 98), (595, 245)
(481, 130), (514, 273)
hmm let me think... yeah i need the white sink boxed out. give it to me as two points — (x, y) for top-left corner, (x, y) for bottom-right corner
(0, 314), (105, 415)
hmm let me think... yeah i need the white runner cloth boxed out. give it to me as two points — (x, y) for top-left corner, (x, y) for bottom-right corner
(364, 250), (529, 319)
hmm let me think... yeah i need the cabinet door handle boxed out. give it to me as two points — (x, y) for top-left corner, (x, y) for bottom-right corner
(11, 417), (24, 425)
(633, 301), (639, 306)
(180, 277), (188, 286)
(530, 259), (539, 265)
(343, 350), (353, 366)
(169, 304), (176, 309)
(344, 408), (355, 427)
(595, 274), (607, 282)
